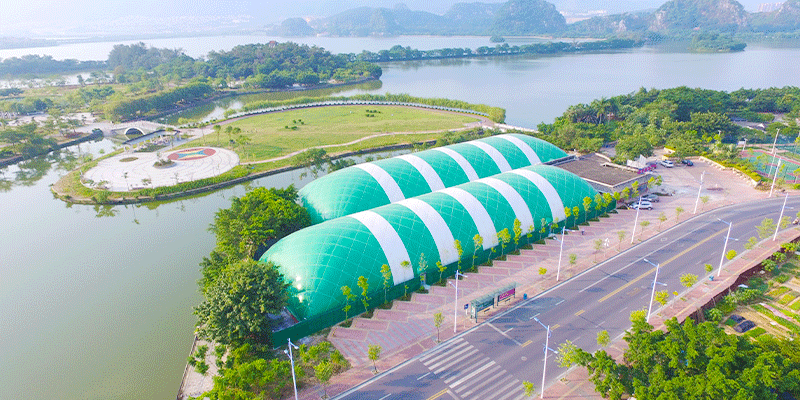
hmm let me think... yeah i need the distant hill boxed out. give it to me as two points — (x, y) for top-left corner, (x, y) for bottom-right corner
(290, 0), (800, 38)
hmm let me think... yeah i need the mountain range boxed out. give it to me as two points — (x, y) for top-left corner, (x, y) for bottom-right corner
(275, 0), (800, 37)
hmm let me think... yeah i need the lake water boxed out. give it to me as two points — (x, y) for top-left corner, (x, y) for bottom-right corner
(2, 35), (799, 400)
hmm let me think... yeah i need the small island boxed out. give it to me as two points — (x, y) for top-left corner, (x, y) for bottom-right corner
(689, 32), (747, 53)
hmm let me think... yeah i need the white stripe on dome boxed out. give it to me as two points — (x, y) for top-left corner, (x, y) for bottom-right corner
(439, 188), (498, 249)
(354, 163), (405, 203)
(349, 211), (413, 285)
(467, 141), (512, 172)
(477, 177), (534, 234)
(431, 147), (479, 181)
(498, 135), (542, 165)
(509, 169), (567, 222)
(398, 198), (459, 264)
(397, 154), (445, 191)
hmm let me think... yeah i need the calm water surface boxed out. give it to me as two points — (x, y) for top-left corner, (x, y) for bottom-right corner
(1, 35), (799, 400)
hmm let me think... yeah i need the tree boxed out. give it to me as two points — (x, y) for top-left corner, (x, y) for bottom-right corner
(700, 195), (710, 210)
(674, 206), (684, 222)
(194, 260), (290, 346)
(433, 312), (444, 342)
(472, 234), (483, 271)
(757, 217), (777, 239)
(357, 276), (370, 314)
(436, 260), (446, 284)
(400, 261), (411, 297)
(639, 220), (650, 233)
(745, 236), (758, 253)
(597, 330), (610, 347)
(569, 253), (577, 267)
(680, 273), (698, 288)
(513, 218), (522, 247)
(539, 267), (547, 275)
(368, 344), (382, 373)
(657, 212), (667, 230)
(522, 381), (536, 397)
(380, 264), (392, 304)
(617, 230), (626, 249)
(454, 239), (463, 271)
(573, 206), (581, 223)
(594, 238), (603, 261)
(654, 290), (669, 306)
(704, 263), (713, 273)
(314, 360), (333, 399)
(210, 186), (310, 259)
(341, 285), (354, 320)
(497, 228), (511, 257)
(726, 249), (737, 261)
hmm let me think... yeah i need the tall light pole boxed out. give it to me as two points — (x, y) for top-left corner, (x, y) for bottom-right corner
(717, 218), (733, 277)
(449, 270), (467, 333)
(643, 258), (662, 323)
(556, 227), (566, 281)
(284, 339), (300, 400)
(774, 192), (789, 241)
(768, 128), (780, 179)
(770, 159), (782, 198)
(532, 316), (557, 399)
(693, 171), (706, 214)
(630, 196), (642, 244)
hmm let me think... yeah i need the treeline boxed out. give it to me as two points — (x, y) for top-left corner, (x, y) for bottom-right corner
(107, 42), (382, 89)
(103, 81), (214, 122)
(347, 39), (643, 63)
(0, 54), (105, 77)
(233, 93), (506, 123)
(532, 86), (800, 160)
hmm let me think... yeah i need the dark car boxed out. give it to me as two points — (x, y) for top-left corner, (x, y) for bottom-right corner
(642, 194), (660, 203)
(681, 159), (694, 166)
(734, 320), (755, 333)
(729, 314), (745, 323)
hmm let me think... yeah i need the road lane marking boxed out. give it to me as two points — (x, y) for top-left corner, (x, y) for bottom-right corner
(556, 299), (565, 305)
(597, 228), (726, 303)
(575, 309), (585, 316)
(417, 372), (431, 380)
(487, 322), (522, 345)
(552, 324), (560, 330)
(503, 327), (514, 334)
(378, 395), (392, 400)
(521, 340), (532, 348)
(427, 388), (449, 400)
(446, 360), (496, 386)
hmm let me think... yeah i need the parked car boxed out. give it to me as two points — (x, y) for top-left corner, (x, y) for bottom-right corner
(630, 201), (653, 210)
(659, 159), (674, 168)
(734, 320), (755, 333)
(642, 194), (660, 203)
(728, 314), (745, 324)
(681, 159), (694, 166)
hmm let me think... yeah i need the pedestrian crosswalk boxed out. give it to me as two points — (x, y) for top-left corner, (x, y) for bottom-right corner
(418, 338), (526, 400)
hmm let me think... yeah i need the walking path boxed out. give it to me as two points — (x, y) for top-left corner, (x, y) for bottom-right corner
(288, 159), (791, 400)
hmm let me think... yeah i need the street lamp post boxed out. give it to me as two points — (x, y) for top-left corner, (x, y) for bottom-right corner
(693, 171), (706, 214)
(630, 196), (642, 244)
(556, 227), (565, 281)
(768, 128), (781, 180)
(774, 192), (789, 241)
(770, 159), (782, 198)
(532, 316), (556, 399)
(449, 270), (467, 333)
(717, 219), (733, 277)
(285, 339), (300, 400)
(643, 258), (662, 323)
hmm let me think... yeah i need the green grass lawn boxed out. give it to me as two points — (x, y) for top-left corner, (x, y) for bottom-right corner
(188, 105), (480, 161)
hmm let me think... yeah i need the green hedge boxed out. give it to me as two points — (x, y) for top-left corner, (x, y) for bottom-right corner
(137, 165), (250, 197)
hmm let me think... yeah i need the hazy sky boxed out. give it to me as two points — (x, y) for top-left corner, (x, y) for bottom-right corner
(0, 0), (777, 37)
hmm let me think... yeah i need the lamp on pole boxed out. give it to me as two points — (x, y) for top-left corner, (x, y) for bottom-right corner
(774, 192), (789, 241)
(532, 316), (557, 399)
(770, 159), (782, 198)
(693, 171), (706, 214)
(717, 218), (733, 277)
(552, 226), (567, 282)
(284, 339), (300, 400)
(448, 270), (467, 333)
(630, 196), (642, 244)
(768, 128), (781, 179)
(643, 258), (664, 323)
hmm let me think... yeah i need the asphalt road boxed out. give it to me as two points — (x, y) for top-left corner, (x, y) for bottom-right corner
(335, 195), (799, 400)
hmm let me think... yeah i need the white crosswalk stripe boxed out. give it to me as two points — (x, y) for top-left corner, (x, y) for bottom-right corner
(421, 340), (523, 400)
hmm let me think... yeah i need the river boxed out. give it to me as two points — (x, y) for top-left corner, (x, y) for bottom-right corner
(1, 35), (798, 400)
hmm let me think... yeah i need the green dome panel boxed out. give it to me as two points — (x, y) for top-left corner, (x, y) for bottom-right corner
(298, 134), (568, 224)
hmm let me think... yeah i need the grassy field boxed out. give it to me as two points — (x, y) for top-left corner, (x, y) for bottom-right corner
(186, 105), (481, 161)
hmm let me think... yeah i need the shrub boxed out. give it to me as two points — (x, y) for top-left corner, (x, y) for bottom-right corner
(779, 293), (796, 305)
(743, 327), (767, 338)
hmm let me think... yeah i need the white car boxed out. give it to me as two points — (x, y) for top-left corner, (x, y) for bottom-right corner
(630, 200), (653, 210)
(659, 159), (674, 168)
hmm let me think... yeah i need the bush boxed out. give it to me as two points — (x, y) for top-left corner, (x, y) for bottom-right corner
(779, 293), (796, 305)
(195, 360), (209, 374)
(776, 274), (790, 283)
(743, 327), (767, 338)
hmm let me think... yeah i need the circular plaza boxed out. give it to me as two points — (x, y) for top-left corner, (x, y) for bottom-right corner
(82, 147), (239, 191)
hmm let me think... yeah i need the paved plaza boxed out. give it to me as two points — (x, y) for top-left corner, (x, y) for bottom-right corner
(83, 147), (239, 191)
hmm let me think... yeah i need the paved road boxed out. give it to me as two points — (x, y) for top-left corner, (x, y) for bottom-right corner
(334, 195), (798, 400)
